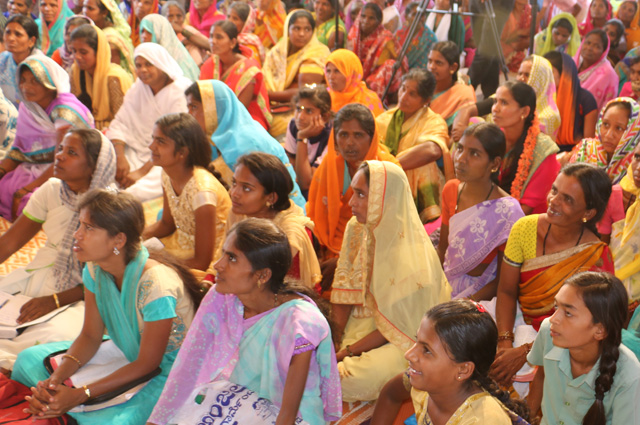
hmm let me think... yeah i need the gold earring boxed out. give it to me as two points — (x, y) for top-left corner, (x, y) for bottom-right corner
(521, 115), (525, 120)
(582, 217), (588, 223)
(491, 168), (498, 173)
(266, 201), (271, 208)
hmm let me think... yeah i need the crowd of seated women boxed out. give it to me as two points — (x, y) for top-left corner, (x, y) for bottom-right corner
(1, 0), (640, 424)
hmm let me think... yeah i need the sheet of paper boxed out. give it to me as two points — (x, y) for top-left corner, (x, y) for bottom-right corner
(0, 293), (32, 326)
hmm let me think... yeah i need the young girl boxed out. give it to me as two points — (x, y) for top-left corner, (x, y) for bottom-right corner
(527, 272), (640, 425)
(534, 13), (580, 57)
(370, 299), (530, 424)
(619, 56), (640, 100)
(142, 113), (231, 279)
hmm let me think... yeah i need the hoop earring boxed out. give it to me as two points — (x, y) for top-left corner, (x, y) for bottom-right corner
(113, 247), (120, 256)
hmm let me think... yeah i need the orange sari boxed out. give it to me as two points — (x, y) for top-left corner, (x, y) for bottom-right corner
(254, 0), (286, 49)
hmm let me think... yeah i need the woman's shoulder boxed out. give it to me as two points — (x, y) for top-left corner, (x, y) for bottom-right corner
(511, 214), (540, 233)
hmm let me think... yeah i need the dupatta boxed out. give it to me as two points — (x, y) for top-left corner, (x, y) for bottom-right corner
(528, 55), (561, 140)
(624, 3), (640, 50)
(188, 0), (225, 36)
(615, 47), (640, 93)
(347, 17), (393, 79)
(128, 0), (159, 46)
(556, 52), (582, 146)
(579, 0), (612, 36)
(331, 160), (452, 351)
(534, 12), (580, 57)
(100, 0), (136, 76)
(395, 23), (437, 69)
(39, 0), (74, 56)
(238, 5), (266, 64)
(570, 97), (640, 184)
(430, 81), (477, 126)
(574, 30), (619, 110)
(254, 0), (286, 49)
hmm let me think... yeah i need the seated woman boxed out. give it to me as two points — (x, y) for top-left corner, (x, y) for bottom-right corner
(0, 15), (41, 106)
(82, 0), (136, 77)
(500, 0), (531, 73)
(615, 46), (640, 93)
(106, 43), (192, 202)
(544, 51), (598, 150)
(428, 41), (476, 127)
(12, 189), (200, 424)
(370, 300), (530, 425)
(184, 80), (306, 209)
(534, 12), (580, 57)
(0, 55), (93, 221)
(51, 15), (91, 70)
(438, 123), (525, 301)
(376, 69), (454, 223)
(395, 2), (437, 70)
(254, 0), (286, 49)
(69, 25), (133, 131)
(570, 97), (640, 185)
(227, 1), (265, 64)
(314, 0), (344, 49)
(128, 0), (158, 46)
(38, 0), (74, 56)
(347, 2), (406, 99)
(579, 0), (611, 36)
(616, 0), (637, 30)
(148, 218), (342, 425)
(332, 160), (451, 401)
(186, 0), (224, 36)
(307, 104), (398, 259)
(605, 18), (626, 64)
(199, 20), (272, 131)
(223, 152), (321, 288)
(263, 10), (330, 138)
(142, 113), (231, 280)
(528, 272), (640, 425)
(284, 85), (332, 194)
(425, 0), (465, 52)
(491, 163), (615, 389)
(619, 57), (640, 100)
(139, 14), (200, 81)
(575, 28), (619, 110)
(161, 1), (207, 67)
(324, 49), (383, 116)
(0, 128), (114, 374)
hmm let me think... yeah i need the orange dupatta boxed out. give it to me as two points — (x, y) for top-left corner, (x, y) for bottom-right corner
(128, 0), (159, 46)
(254, 0), (286, 49)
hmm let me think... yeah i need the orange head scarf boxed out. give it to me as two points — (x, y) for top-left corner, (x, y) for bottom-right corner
(128, 0), (159, 46)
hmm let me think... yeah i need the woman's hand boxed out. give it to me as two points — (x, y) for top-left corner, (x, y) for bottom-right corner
(297, 116), (326, 140)
(490, 345), (528, 387)
(170, 19), (184, 34)
(115, 153), (130, 186)
(335, 348), (349, 363)
(25, 377), (86, 418)
(17, 296), (57, 324)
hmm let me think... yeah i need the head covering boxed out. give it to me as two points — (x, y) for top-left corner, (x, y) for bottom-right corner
(71, 25), (133, 122)
(235, 4), (266, 64)
(571, 97), (640, 183)
(99, 0), (136, 76)
(140, 14), (200, 81)
(579, 0), (612, 36)
(253, 0), (286, 48)
(58, 15), (93, 69)
(574, 30), (618, 110)
(535, 12), (581, 57)
(555, 52), (582, 146)
(624, 2), (640, 51)
(325, 49), (384, 115)
(128, 0), (159, 46)
(54, 131), (116, 291)
(134, 42), (185, 81)
(188, 0), (225, 35)
(619, 163), (640, 246)
(528, 55), (561, 139)
(39, 0), (75, 56)
(616, 46), (640, 93)
(331, 160), (451, 351)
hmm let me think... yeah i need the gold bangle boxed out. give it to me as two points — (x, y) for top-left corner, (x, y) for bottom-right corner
(61, 353), (82, 368)
(82, 385), (91, 401)
(497, 331), (515, 342)
(345, 345), (355, 357)
(52, 293), (60, 309)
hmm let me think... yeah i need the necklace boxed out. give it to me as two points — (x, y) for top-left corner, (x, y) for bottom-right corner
(455, 182), (494, 213)
(542, 222), (585, 255)
(274, 292), (279, 307)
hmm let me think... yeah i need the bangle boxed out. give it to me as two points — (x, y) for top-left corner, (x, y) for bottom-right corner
(497, 331), (515, 342)
(14, 187), (32, 198)
(522, 342), (533, 356)
(345, 345), (354, 357)
(181, 28), (191, 38)
(82, 385), (91, 401)
(52, 293), (60, 309)
(112, 140), (125, 147)
(62, 354), (82, 368)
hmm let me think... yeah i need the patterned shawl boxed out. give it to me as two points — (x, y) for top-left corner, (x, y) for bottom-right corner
(237, 5), (265, 64)
(528, 55), (561, 140)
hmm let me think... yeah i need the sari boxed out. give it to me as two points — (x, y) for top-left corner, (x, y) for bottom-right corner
(128, 0), (158, 46)
(70, 25), (133, 130)
(570, 97), (640, 184)
(533, 12), (580, 57)
(254, 0), (286, 49)
(529, 55), (561, 140)
(100, 0), (136, 77)
(624, 4), (640, 51)
(200, 55), (272, 130)
(187, 1), (224, 36)
(376, 106), (454, 223)
(574, 35), (619, 111)
(196, 80), (306, 209)
(149, 287), (342, 425)
(140, 14), (200, 81)
(579, 0), (612, 36)
(444, 194), (525, 299)
(307, 120), (399, 257)
(332, 160), (451, 401)
(430, 80), (477, 126)
(501, 2), (532, 72)
(615, 46), (640, 94)
(425, 11), (466, 52)
(394, 21), (438, 69)
(237, 5), (266, 64)
(11, 247), (196, 425)
(0, 56), (93, 221)
(38, 0), (74, 56)
(556, 52), (585, 146)
(315, 15), (345, 47)
(325, 49), (384, 116)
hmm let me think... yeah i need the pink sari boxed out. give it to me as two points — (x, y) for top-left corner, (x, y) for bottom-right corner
(189, 1), (225, 36)
(574, 35), (619, 110)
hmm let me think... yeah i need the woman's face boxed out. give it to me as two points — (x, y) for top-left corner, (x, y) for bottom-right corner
(348, 168), (369, 223)
(19, 68), (56, 106)
(629, 61), (640, 82)
(581, 34), (605, 65)
(335, 118), (373, 168)
(54, 132), (94, 188)
(549, 284), (604, 350)
(599, 104), (629, 155)
(3, 22), (36, 54)
(227, 8), (245, 33)
(140, 28), (153, 43)
(350, 3), (363, 22)
(604, 23), (621, 44)
(229, 164), (275, 217)
(83, 0), (107, 26)
(618, 1), (636, 25)
(516, 60), (532, 83)
(214, 232), (264, 296)
(166, 5), (185, 27)
(630, 144), (640, 188)
(209, 25), (236, 55)
(546, 173), (594, 227)
(149, 124), (182, 168)
(41, 0), (59, 24)
(8, 0), (32, 16)
(294, 98), (323, 131)
(551, 25), (571, 47)
(63, 23), (81, 48)
(590, 0), (608, 19)
(288, 16), (313, 49)
(192, 0), (213, 12)
(397, 79), (427, 117)
(73, 209), (122, 263)
(453, 134), (497, 183)
(134, 0), (154, 19)
(186, 94), (206, 131)
(491, 86), (529, 130)
(70, 39), (97, 72)
(134, 56), (168, 88)
(324, 61), (347, 92)
(427, 50), (456, 84)
(314, 0), (335, 22)
(360, 7), (380, 36)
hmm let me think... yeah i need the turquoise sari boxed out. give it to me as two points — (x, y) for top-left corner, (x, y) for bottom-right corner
(38, 0), (74, 57)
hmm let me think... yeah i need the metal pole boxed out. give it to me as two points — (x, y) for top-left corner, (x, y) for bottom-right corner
(528, 0), (538, 54)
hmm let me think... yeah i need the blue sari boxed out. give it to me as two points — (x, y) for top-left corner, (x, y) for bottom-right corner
(38, 0), (74, 56)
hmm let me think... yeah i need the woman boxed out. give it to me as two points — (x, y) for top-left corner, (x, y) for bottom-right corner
(200, 20), (272, 131)
(69, 24), (133, 131)
(376, 69), (454, 223)
(395, 2), (437, 69)
(534, 12), (580, 57)
(148, 218), (342, 425)
(106, 43), (192, 202)
(332, 160), (451, 401)
(324, 48), (384, 116)
(579, 0), (612, 36)
(544, 51), (598, 149)
(187, 0), (224, 36)
(624, 3), (640, 51)
(254, 0), (286, 49)
(128, 0), (158, 46)
(605, 18), (626, 64)
(307, 103), (399, 259)
(0, 89), (18, 159)
(224, 152), (321, 288)
(139, 13), (200, 81)
(14, 189), (199, 424)
(439, 123), (525, 301)
(428, 41), (476, 127)
(184, 80), (306, 209)
(0, 56), (93, 221)
(82, 0), (136, 77)
(518, 55), (562, 140)
(38, 0), (74, 56)
(500, 0), (532, 72)
(348, 2), (406, 99)
(491, 163), (615, 387)
(51, 15), (92, 70)
(575, 29), (619, 110)
(617, 0), (637, 29)
(570, 97), (640, 184)
(0, 15), (41, 106)
(314, 0), (344, 49)
(0, 129), (114, 373)
(227, 1), (265, 64)
(161, 1), (207, 67)
(143, 113), (231, 279)
(263, 9), (329, 138)
(424, 0), (465, 52)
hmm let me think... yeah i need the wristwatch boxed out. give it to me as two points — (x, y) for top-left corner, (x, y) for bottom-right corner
(296, 138), (309, 145)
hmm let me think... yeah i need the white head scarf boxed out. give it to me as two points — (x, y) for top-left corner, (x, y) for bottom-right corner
(133, 42), (185, 82)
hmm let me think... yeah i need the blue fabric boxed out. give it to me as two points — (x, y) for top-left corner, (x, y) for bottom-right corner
(142, 296), (177, 321)
(623, 307), (640, 361)
(204, 80), (306, 210)
(404, 414), (417, 425)
(0, 52), (20, 106)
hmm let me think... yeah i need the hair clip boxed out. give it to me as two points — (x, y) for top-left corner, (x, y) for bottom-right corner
(470, 300), (486, 313)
